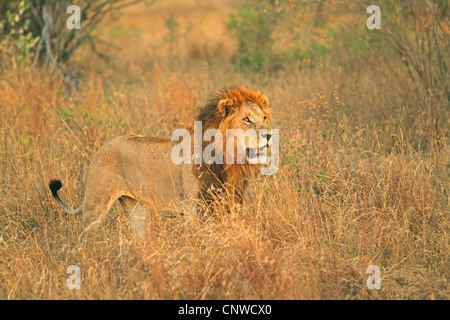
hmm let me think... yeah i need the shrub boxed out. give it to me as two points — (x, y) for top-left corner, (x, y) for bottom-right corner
(0, 0), (144, 72)
(227, 1), (282, 73)
(0, 0), (39, 65)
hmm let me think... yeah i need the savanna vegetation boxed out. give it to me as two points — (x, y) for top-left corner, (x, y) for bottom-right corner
(0, 0), (448, 299)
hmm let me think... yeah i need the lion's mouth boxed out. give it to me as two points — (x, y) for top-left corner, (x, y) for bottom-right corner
(246, 144), (268, 158)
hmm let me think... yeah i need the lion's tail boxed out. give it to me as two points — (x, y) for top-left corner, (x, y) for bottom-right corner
(49, 180), (82, 215)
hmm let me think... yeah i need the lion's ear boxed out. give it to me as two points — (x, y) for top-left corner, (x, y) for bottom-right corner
(218, 98), (235, 118)
(260, 95), (269, 109)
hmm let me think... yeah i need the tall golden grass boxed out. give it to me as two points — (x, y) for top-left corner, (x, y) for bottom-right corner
(0, 1), (447, 299)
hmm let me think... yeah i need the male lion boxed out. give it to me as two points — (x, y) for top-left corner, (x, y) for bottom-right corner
(49, 86), (272, 238)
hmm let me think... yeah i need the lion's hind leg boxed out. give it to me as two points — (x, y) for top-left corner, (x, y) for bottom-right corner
(80, 193), (119, 242)
(119, 196), (149, 240)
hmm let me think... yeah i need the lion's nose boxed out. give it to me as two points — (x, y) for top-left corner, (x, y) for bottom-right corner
(262, 133), (272, 141)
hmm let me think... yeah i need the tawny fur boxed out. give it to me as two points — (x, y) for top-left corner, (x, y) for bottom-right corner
(50, 86), (272, 239)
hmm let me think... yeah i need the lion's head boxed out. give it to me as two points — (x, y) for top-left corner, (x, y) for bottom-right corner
(195, 86), (273, 202)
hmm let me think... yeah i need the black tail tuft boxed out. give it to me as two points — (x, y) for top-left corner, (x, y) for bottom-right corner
(49, 179), (62, 197)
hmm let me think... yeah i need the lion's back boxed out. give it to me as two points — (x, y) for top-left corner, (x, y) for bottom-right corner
(86, 134), (190, 201)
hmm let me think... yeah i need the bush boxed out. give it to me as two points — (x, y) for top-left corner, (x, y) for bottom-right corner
(0, 0), (39, 65)
(361, 0), (449, 150)
(227, 1), (282, 73)
(0, 0), (144, 72)
(226, 0), (333, 73)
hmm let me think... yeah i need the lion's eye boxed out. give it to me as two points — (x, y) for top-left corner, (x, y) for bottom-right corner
(263, 116), (267, 122)
(243, 117), (251, 124)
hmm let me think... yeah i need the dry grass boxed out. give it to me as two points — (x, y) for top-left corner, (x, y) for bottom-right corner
(0, 0), (448, 299)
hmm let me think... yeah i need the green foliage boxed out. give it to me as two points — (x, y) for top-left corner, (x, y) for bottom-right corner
(226, 0), (332, 73)
(56, 106), (75, 122)
(165, 14), (180, 45)
(0, 0), (145, 74)
(284, 138), (301, 166)
(0, 0), (39, 65)
(163, 13), (192, 58)
(227, 1), (281, 73)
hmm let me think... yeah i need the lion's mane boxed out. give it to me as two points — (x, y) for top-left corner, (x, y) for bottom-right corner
(193, 86), (272, 204)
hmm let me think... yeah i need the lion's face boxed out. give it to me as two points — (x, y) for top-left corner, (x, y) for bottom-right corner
(230, 101), (272, 160)
(218, 96), (272, 164)
(229, 100), (272, 132)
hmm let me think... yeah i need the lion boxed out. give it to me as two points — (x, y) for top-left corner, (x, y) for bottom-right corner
(49, 86), (273, 238)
